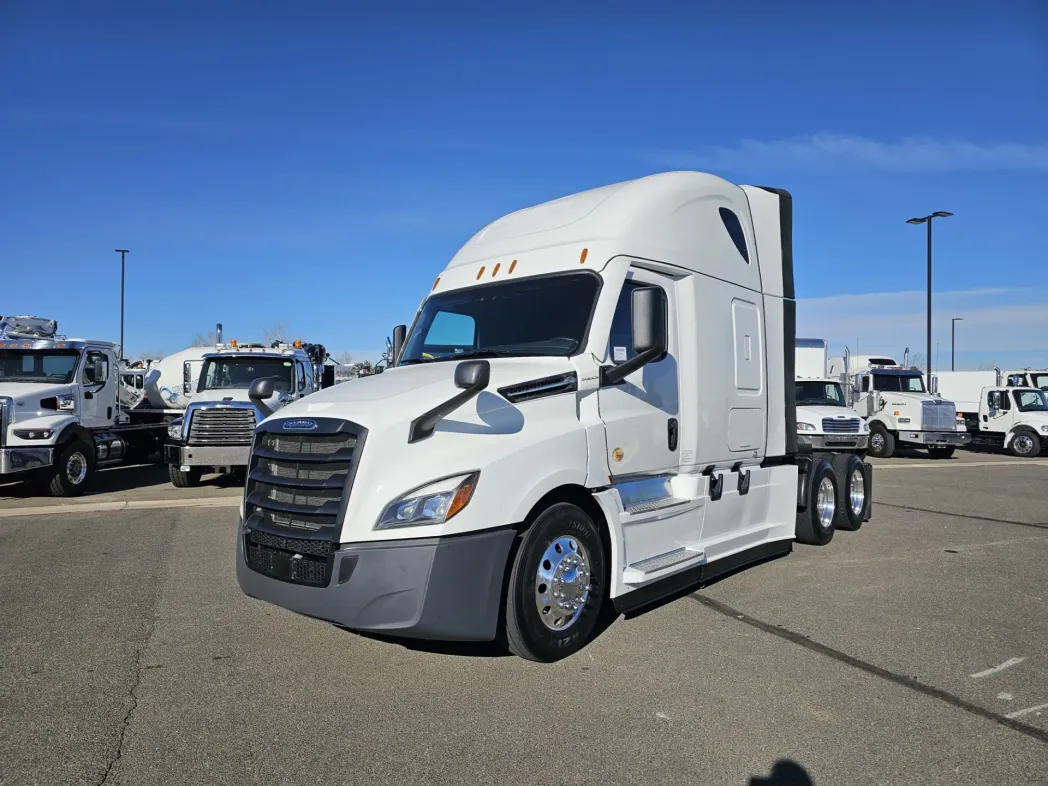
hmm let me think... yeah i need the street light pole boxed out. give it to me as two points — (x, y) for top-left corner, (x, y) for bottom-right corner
(115, 249), (129, 361)
(951, 317), (963, 371)
(906, 212), (953, 380)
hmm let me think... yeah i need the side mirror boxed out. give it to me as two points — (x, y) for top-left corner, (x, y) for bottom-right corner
(392, 324), (407, 366)
(930, 375), (939, 395)
(183, 361), (193, 396)
(455, 359), (490, 391)
(249, 377), (276, 418)
(631, 286), (668, 355)
(321, 366), (335, 389)
(601, 286), (667, 386)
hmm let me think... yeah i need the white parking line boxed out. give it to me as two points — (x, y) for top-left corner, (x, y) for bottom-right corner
(1006, 702), (1048, 720)
(0, 496), (240, 519)
(971, 657), (1025, 679)
(875, 460), (1048, 470)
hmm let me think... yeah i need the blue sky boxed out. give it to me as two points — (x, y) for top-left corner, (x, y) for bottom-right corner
(2, 1), (1046, 369)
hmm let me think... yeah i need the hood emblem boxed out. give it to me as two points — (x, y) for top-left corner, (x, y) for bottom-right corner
(282, 419), (318, 431)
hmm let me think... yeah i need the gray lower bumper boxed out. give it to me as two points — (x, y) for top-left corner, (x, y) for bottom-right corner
(799, 434), (869, 451)
(165, 443), (250, 468)
(235, 522), (517, 642)
(899, 430), (971, 446)
(0, 447), (54, 475)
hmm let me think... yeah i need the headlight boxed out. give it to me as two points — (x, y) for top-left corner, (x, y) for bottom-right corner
(57, 394), (75, 411)
(797, 422), (816, 432)
(167, 418), (184, 440)
(861, 421), (870, 432)
(1040, 425), (1048, 434)
(14, 429), (53, 440)
(375, 472), (479, 530)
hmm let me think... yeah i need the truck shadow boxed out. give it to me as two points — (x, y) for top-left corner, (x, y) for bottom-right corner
(0, 457), (244, 499)
(749, 760), (815, 785)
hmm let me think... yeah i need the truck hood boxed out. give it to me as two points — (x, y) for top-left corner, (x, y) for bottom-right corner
(797, 404), (865, 428)
(257, 357), (589, 542)
(0, 381), (74, 405)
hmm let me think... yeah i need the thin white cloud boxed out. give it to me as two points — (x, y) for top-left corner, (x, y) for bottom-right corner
(650, 134), (1048, 173)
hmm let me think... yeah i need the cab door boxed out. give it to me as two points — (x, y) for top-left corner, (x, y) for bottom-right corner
(80, 349), (115, 427)
(598, 268), (680, 478)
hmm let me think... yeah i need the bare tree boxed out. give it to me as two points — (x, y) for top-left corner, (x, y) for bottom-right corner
(262, 322), (290, 346)
(908, 351), (926, 369)
(191, 330), (219, 347)
(333, 351), (354, 365)
(976, 363), (1000, 371)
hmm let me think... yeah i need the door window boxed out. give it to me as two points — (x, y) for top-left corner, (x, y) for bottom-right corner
(297, 362), (307, 392)
(608, 281), (647, 364)
(83, 351), (109, 386)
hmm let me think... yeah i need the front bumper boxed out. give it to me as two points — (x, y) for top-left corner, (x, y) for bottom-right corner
(164, 443), (251, 468)
(899, 430), (971, 446)
(0, 446), (54, 475)
(235, 520), (517, 642)
(798, 434), (869, 451)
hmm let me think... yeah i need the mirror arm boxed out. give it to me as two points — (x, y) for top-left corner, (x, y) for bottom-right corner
(600, 346), (663, 386)
(408, 380), (487, 443)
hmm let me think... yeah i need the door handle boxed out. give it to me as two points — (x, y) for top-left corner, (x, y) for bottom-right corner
(667, 418), (678, 451)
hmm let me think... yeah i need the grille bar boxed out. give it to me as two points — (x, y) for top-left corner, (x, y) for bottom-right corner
(188, 408), (257, 446)
(821, 417), (860, 433)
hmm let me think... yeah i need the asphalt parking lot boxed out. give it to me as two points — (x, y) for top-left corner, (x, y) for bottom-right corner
(2, 452), (1047, 785)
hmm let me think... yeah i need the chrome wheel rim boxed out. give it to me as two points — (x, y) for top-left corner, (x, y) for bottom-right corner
(66, 452), (88, 485)
(535, 535), (591, 631)
(817, 477), (835, 530)
(1014, 435), (1034, 454)
(871, 433), (884, 453)
(849, 468), (865, 517)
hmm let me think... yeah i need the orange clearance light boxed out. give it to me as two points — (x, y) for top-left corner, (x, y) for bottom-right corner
(476, 266), (486, 280)
(294, 339), (302, 348)
(509, 259), (517, 274)
(492, 262), (501, 277)
(432, 276), (440, 291)
(893, 410), (900, 416)
(580, 248), (589, 264)
(230, 339), (238, 347)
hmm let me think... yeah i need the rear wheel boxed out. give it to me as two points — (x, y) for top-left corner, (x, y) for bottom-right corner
(503, 502), (606, 662)
(168, 464), (203, 488)
(868, 425), (895, 459)
(928, 446), (955, 459)
(47, 441), (94, 497)
(833, 454), (867, 531)
(1009, 430), (1041, 458)
(795, 459), (837, 546)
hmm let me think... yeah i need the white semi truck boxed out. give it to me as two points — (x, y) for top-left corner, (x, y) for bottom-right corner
(794, 338), (869, 531)
(0, 316), (175, 495)
(936, 369), (1048, 457)
(826, 351), (970, 459)
(233, 171), (874, 662)
(164, 338), (334, 487)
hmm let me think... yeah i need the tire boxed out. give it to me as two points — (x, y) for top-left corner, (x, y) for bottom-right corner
(833, 454), (867, 531)
(228, 467), (247, 486)
(1008, 430), (1041, 458)
(168, 463), (203, 488)
(795, 459), (837, 546)
(868, 425), (895, 459)
(928, 446), (955, 459)
(48, 441), (94, 497)
(503, 502), (606, 662)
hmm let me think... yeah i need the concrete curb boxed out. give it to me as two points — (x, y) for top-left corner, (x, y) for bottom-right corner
(874, 459), (1048, 470)
(0, 495), (241, 519)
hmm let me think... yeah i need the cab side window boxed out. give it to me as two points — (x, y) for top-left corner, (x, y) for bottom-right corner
(297, 362), (307, 393)
(83, 351), (109, 386)
(608, 281), (649, 365)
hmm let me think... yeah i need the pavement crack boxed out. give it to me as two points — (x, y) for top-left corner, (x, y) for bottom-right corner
(95, 627), (151, 786)
(877, 502), (1048, 531)
(689, 593), (1048, 746)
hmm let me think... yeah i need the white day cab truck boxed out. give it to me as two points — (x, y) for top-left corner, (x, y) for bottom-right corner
(794, 338), (869, 531)
(935, 370), (1048, 457)
(826, 352), (970, 459)
(233, 172), (874, 662)
(0, 316), (175, 496)
(164, 337), (334, 488)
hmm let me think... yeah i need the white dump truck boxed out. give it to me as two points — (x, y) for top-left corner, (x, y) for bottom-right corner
(233, 171), (874, 662)
(163, 338), (334, 488)
(826, 351), (970, 459)
(1001, 368), (1048, 391)
(0, 315), (174, 495)
(936, 369), (1048, 457)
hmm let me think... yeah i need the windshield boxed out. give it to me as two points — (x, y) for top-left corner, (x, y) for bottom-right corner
(199, 357), (295, 392)
(1032, 373), (1048, 390)
(0, 349), (80, 383)
(872, 372), (926, 393)
(796, 381), (846, 406)
(1013, 389), (1048, 412)
(399, 272), (601, 364)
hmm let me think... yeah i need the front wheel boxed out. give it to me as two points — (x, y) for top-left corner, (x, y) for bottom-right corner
(168, 463), (203, 488)
(1009, 431), (1041, 458)
(868, 425), (895, 459)
(503, 502), (606, 662)
(47, 441), (94, 497)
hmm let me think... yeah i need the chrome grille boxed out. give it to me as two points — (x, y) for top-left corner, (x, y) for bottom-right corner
(188, 407), (257, 446)
(821, 417), (860, 433)
(921, 400), (957, 431)
(243, 419), (364, 586)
